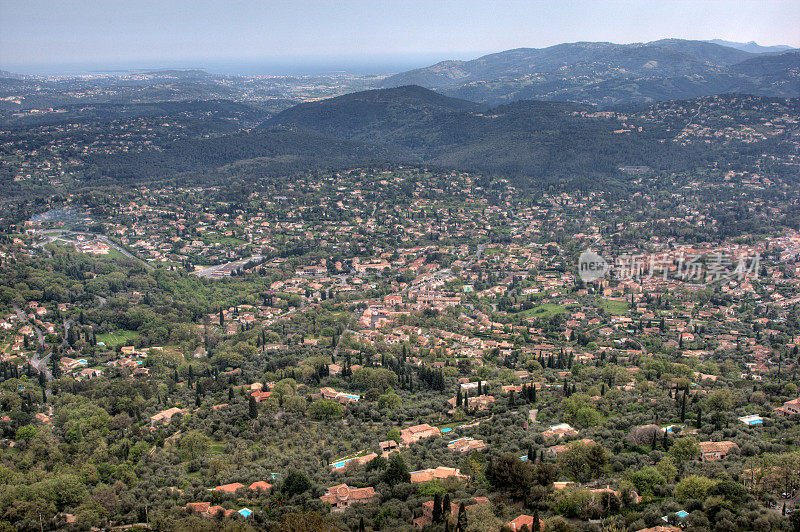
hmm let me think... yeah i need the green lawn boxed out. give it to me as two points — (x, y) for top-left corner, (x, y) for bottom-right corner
(600, 298), (630, 316)
(517, 303), (566, 319)
(96, 329), (140, 347)
(99, 247), (126, 260)
(209, 441), (226, 454)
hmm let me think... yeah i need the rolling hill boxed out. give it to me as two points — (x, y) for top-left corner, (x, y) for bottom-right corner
(265, 85), (699, 187)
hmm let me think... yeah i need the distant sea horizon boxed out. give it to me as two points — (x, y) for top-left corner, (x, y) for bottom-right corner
(0, 51), (485, 77)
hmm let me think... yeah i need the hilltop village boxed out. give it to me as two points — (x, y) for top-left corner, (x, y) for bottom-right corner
(1, 163), (800, 531)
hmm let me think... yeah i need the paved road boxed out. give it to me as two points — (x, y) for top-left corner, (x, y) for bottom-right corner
(14, 303), (49, 378)
(19, 295), (108, 381)
(32, 229), (153, 270)
(193, 255), (263, 279)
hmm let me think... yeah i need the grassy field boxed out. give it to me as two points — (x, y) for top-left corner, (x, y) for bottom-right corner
(209, 441), (227, 454)
(600, 298), (630, 316)
(96, 329), (140, 347)
(96, 247), (126, 260)
(517, 303), (566, 319)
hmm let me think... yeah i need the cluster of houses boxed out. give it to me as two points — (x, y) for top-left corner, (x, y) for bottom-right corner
(183, 481), (272, 518)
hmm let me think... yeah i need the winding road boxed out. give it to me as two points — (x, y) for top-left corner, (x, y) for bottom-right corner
(32, 229), (153, 270)
(15, 295), (108, 382)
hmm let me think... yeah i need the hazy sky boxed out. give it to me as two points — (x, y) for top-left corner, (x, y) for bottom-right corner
(1, 0), (798, 71)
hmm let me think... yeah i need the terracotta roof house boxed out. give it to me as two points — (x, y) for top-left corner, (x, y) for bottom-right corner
(414, 497), (490, 528)
(207, 506), (234, 518)
(447, 437), (486, 453)
(542, 423), (578, 439)
(77, 368), (102, 379)
(249, 481), (272, 491)
(331, 452), (379, 472)
(409, 466), (467, 484)
(185, 502), (211, 514)
(319, 484), (377, 512)
(213, 483), (244, 493)
(251, 390), (273, 403)
(507, 514), (545, 531)
(699, 441), (739, 462)
(546, 438), (596, 455)
(775, 397), (800, 417)
(465, 394), (496, 411)
(318, 387), (359, 404)
(149, 407), (187, 428)
(379, 440), (399, 454)
(589, 485), (631, 502)
(400, 423), (441, 445)
(184, 502), (234, 518)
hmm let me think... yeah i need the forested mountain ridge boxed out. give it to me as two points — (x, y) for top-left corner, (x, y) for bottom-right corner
(265, 88), (799, 189)
(379, 40), (800, 106)
(705, 39), (795, 54)
(5, 84), (799, 211)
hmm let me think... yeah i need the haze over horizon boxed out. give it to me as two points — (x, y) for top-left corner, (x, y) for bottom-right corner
(1, 0), (799, 75)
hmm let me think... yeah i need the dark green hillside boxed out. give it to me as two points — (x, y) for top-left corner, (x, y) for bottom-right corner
(86, 128), (395, 183)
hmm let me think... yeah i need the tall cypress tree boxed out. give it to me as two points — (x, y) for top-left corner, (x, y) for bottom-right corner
(680, 388), (687, 422)
(456, 503), (467, 532)
(432, 493), (442, 523)
(248, 395), (258, 419)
